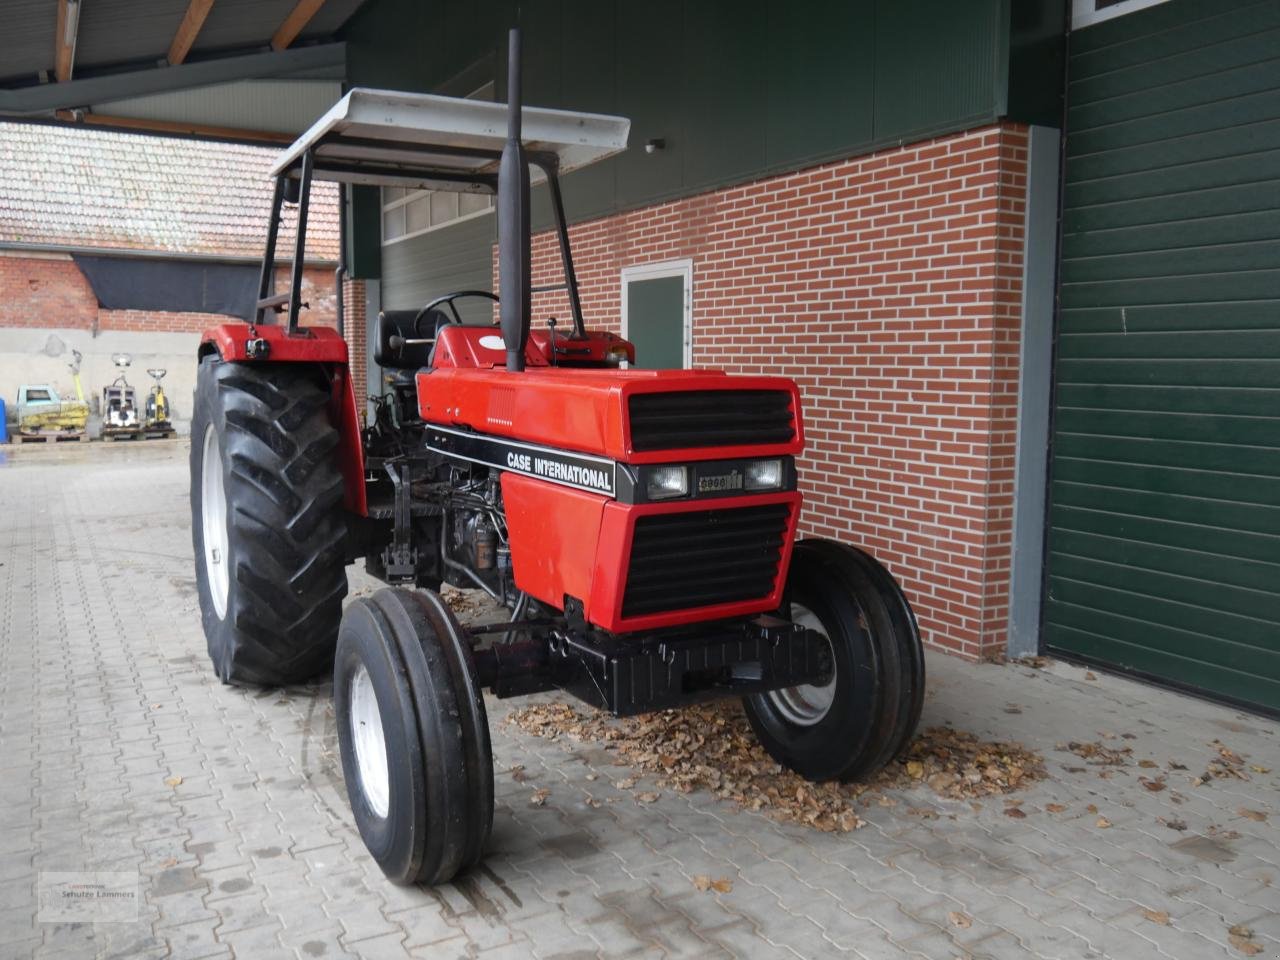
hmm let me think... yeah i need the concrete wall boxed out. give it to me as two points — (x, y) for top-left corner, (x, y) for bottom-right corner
(0, 328), (201, 436)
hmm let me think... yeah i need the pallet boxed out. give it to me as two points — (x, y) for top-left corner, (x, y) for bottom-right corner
(101, 431), (144, 442)
(142, 426), (177, 440)
(14, 430), (89, 444)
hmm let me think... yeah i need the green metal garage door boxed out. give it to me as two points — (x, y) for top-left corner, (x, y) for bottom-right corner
(1044, 0), (1280, 713)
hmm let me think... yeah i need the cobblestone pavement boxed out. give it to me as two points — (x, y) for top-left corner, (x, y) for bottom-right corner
(0, 441), (1276, 960)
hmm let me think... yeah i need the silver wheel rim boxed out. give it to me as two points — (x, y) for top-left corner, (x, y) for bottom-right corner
(200, 424), (230, 619)
(349, 664), (390, 818)
(768, 602), (836, 726)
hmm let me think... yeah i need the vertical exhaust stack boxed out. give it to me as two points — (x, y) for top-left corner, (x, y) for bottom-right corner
(498, 28), (531, 373)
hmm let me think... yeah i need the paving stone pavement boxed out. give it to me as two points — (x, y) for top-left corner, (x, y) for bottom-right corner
(0, 440), (1276, 960)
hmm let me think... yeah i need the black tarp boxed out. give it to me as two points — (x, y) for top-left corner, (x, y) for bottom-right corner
(72, 255), (258, 319)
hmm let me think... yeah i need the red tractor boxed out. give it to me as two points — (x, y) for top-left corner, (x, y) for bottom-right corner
(190, 32), (923, 886)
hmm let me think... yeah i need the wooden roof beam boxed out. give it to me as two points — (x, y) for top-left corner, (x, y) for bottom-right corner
(270, 0), (326, 51)
(54, 109), (295, 145)
(168, 0), (216, 66)
(54, 0), (81, 83)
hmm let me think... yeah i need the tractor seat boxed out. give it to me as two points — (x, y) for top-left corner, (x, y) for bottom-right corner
(374, 308), (453, 369)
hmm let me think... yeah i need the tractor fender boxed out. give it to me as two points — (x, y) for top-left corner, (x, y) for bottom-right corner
(198, 323), (367, 517)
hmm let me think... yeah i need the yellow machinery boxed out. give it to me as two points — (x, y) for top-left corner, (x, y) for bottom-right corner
(143, 368), (175, 438)
(15, 349), (90, 437)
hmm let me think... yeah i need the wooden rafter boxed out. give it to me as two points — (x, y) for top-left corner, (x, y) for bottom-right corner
(167, 0), (216, 66)
(270, 0), (326, 51)
(54, 109), (295, 145)
(54, 0), (79, 82)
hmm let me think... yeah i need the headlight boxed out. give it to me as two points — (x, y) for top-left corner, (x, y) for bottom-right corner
(645, 465), (688, 500)
(605, 344), (630, 366)
(744, 459), (783, 491)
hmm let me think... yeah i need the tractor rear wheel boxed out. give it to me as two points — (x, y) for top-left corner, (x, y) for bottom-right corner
(743, 539), (925, 782)
(334, 588), (493, 886)
(190, 355), (348, 686)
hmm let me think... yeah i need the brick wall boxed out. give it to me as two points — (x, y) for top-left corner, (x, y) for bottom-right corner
(0, 253), (339, 334)
(517, 122), (1030, 659)
(343, 277), (368, 412)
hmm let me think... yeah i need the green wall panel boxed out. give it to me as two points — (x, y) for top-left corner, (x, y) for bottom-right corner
(764, 0), (874, 169)
(680, 0), (768, 190)
(1046, 0), (1280, 713)
(343, 0), (1013, 225)
(613, 0), (685, 209)
(380, 214), (497, 317)
(873, 0), (1006, 140)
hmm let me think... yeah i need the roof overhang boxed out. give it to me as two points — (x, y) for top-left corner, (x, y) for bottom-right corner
(271, 88), (631, 191)
(0, 0), (369, 142)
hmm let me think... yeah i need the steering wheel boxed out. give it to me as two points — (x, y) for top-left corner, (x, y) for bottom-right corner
(410, 290), (499, 337)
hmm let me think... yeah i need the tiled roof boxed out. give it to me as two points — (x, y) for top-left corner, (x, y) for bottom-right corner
(0, 121), (339, 261)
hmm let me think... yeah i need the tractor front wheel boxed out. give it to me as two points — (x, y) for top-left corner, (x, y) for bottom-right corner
(743, 539), (925, 782)
(190, 355), (348, 686)
(334, 588), (494, 886)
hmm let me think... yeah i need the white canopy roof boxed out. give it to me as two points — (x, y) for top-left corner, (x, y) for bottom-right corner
(270, 88), (630, 192)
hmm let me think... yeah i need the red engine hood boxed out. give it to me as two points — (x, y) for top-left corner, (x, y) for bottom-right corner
(416, 365), (804, 463)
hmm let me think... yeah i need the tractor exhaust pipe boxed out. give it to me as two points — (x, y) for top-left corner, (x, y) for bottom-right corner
(498, 28), (531, 373)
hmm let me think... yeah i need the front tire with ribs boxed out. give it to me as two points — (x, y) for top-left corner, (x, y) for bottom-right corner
(190, 354), (348, 685)
(744, 539), (925, 782)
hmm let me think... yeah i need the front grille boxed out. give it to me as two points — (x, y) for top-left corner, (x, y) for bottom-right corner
(621, 502), (791, 619)
(628, 390), (795, 451)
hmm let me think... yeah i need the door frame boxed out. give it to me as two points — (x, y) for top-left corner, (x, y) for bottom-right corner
(620, 258), (693, 368)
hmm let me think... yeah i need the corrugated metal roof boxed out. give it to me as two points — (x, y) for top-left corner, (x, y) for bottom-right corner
(0, 120), (339, 261)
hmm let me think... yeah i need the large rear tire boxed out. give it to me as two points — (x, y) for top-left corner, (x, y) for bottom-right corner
(744, 539), (925, 782)
(334, 588), (494, 886)
(190, 355), (348, 686)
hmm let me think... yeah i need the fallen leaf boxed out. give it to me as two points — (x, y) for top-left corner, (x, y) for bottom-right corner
(1087, 804), (1099, 814)
(1238, 808), (1268, 823)
(1045, 803), (1067, 814)
(948, 911), (972, 929)
(503, 700), (1042, 834)
(1096, 816), (1112, 829)
(692, 875), (712, 892)
(510, 765), (528, 782)
(164, 776), (182, 787)
(1085, 672), (1098, 681)
(529, 788), (550, 807)
(1141, 778), (1167, 792)
(1142, 909), (1170, 926)
(1249, 765), (1270, 775)
(585, 773), (598, 781)
(1004, 806), (1026, 819)
(159, 857), (178, 868)
(1138, 760), (1159, 769)
(1169, 761), (1188, 771)
(1230, 925), (1253, 938)
(636, 792), (659, 804)
(1223, 936), (1264, 957)
(1160, 817), (1188, 832)
(710, 878), (733, 893)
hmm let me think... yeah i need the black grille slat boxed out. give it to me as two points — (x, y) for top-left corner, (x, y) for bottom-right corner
(622, 503), (790, 619)
(629, 390), (795, 451)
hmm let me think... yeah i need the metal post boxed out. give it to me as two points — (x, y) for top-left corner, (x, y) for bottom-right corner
(544, 167), (586, 339)
(335, 183), (348, 339)
(498, 28), (531, 372)
(254, 174), (286, 327)
(288, 148), (314, 335)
